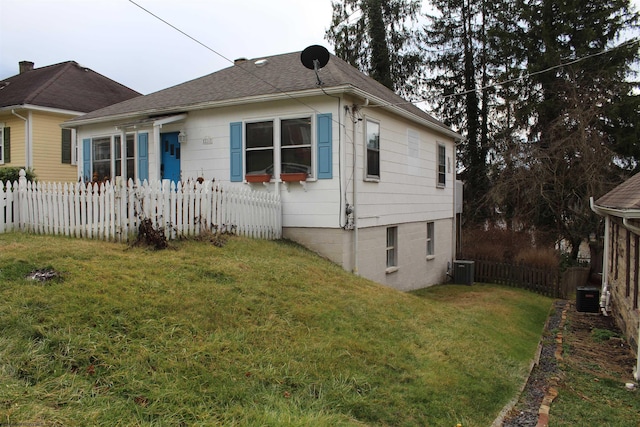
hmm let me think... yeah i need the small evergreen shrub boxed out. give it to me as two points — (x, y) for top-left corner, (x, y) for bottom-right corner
(0, 167), (37, 184)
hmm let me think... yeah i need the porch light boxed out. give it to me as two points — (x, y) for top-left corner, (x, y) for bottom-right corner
(178, 130), (187, 143)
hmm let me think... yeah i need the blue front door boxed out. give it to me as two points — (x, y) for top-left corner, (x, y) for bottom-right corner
(161, 132), (181, 183)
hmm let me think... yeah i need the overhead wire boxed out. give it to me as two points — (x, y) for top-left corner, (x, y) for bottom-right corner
(369, 38), (640, 111)
(128, 0), (333, 119)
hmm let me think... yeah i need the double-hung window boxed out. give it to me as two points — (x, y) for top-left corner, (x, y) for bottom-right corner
(231, 113), (331, 183)
(366, 119), (380, 180)
(245, 117), (312, 178)
(115, 134), (135, 181)
(437, 143), (446, 187)
(281, 118), (312, 174)
(245, 121), (275, 175)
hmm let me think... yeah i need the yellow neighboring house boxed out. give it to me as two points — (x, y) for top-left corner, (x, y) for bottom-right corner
(0, 61), (140, 182)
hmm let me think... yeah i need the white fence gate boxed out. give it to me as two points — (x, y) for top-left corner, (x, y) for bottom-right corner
(0, 170), (282, 241)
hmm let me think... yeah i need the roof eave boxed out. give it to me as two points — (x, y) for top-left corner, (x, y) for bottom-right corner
(64, 87), (353, 127)
(343, 87), (462, 141)
(0, 104), (84, 116)
(65, 85), (461, 141)
(590, 196), (640, 218)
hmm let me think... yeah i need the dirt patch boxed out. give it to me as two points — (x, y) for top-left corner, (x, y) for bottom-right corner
(501, 300), (637, 426)
(565, 308), (636, 381)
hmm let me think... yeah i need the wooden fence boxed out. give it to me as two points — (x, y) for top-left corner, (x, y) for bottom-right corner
(471, 259), (590, 299)
(0, 170), (281, 242)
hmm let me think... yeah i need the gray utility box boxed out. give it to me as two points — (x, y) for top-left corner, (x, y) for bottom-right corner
(454, 260), (475, 285)
(576, 287), (600, 313)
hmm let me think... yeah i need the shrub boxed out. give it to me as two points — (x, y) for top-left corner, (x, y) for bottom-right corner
(0, 167), (37, 184)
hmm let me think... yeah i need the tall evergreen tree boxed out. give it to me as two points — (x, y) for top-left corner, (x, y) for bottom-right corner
(490, 0), (640, 257)
(325, 0), (425, 99)
(423, 0), (506, 221)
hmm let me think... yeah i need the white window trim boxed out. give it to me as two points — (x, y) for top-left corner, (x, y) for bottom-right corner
(243, 115), (316, 182)
(90, 132), (137, 181)
(364, 118), (380, 182)
(437, 142), (446, 188)
(426, 221), (435, 260)
(386, 226), (398, 273)
(0, 125), (4, 165)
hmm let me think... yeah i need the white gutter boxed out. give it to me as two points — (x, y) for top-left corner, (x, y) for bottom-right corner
(2, 104), (83, 117)
(65, 85), (462, 141)
(590, 196), (640, 381)
(11, 109), (31, 168)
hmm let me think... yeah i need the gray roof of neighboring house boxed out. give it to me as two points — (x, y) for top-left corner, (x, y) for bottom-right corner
(66, 51), (456, 137)
(0, 61), (141, 113)
(595, 172), (640, 210)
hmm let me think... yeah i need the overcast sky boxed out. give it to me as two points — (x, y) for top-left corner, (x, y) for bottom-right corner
(0, 0), (336, 94)
(2, 0), (639, 98)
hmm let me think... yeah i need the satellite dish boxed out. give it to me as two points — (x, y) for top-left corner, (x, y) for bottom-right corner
(301, 45), (330, 86)
(301, 45), (330, 71)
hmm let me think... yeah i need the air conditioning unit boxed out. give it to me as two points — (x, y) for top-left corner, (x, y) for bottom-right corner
(576, 287), (600, 313)
(454, 260), (475, 285)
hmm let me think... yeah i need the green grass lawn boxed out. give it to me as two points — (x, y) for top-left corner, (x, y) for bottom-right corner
(0, 233), (552, 426)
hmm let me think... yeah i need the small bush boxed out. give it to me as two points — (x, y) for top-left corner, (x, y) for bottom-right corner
(0, 167), (37, 184)
(134, 218), (168, 250)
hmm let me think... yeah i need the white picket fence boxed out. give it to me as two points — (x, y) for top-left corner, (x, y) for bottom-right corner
(0, 170), (282, 241)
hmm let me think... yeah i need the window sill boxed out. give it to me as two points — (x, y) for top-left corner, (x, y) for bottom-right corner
(385, 266), (399, 274)
(436, 184), (446, 189)
(426, 255), (435, 261)
(364, 177), (380, 183)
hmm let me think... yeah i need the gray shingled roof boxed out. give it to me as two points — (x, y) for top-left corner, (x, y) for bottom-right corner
(595, 172), (640, 210)
(0, 61), (141, 113)
(67, 51), (453, 135)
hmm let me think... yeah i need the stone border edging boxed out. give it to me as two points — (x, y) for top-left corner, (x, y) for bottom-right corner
(535, 302), (568, 427)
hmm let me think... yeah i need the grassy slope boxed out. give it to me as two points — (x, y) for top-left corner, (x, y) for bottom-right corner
(0, 233), (552, 426)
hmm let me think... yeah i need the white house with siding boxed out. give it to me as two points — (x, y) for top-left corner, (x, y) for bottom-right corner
(64, 50), (461, 291)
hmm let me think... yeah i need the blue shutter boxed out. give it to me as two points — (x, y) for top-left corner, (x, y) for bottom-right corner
(137, 132), (149, 182)
(316, 113), (332, 179)
(82, 138), (91, 182)
(230, 122), (243, 182)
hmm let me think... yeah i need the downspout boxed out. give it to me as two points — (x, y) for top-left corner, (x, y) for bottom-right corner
(590, 197), (640, 381)
(590, 197), (612, 315)
(11, 109), (31, 168)
(352, 104), (359, 275)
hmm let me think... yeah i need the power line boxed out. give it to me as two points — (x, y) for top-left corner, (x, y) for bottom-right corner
(128, 0), (327, 117)
(373, 38), (640, 111)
